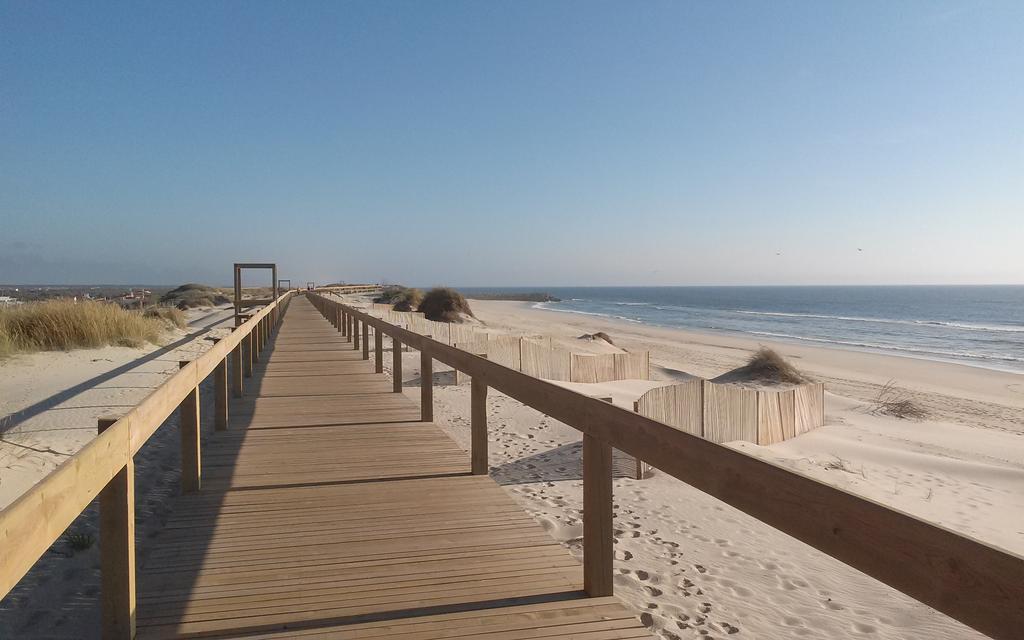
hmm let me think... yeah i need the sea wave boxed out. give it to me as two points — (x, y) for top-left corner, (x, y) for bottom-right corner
(733, 310), (1024, 333)
(747, 331), (1024, 363)
(531, 302), (644, 323)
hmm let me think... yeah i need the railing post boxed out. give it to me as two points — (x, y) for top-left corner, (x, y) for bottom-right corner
(471, 377), (488, 475)
(178, 361), (201, 493)
(253, 320), (261, 362)
(231, 340), (243, 398)
(243, 333), (253, 378)
(342, 309), (348, 337)
(98, 416), (135, 640)
(346, 311), (353, 341)
(336, 307), (342, 332)
(374, 328), (384, 373)
(583, 433), (613, 596)
(420, 345), (433, 422)
(213, 340), (228, 431)
(362, 322), (370, 360)
(393, 337), (403, 393)
(353, 318), (360, 350)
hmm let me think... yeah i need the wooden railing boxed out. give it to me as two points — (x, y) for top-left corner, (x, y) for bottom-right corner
(0, 290), (294, 638)
(308, 292), (1024, 640)
(316, 284), (381, 295)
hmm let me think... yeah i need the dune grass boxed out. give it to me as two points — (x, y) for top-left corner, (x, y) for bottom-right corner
(0, 299), (176, 358)
(418, 287), (475, 323)
(871, 380), (928, 420)
(375, 286), (423, 312)
(160, 283), (231, 309)
(743, 347), (808, 384)
(144, 306), (187, 329)
(578, 331), (615, 345)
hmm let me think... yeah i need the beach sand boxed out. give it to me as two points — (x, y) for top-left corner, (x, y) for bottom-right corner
(0, 305), (237, 637)
(1, 297), (1021, 638)
(392, 299), (1022, 639)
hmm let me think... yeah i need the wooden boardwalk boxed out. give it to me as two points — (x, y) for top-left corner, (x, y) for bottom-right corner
(135, 296), (651, 639)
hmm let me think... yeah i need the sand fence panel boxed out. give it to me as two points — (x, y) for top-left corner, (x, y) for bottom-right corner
(450, 323), (485, 346)
(428, 320), (452, 344)
(614, 352), (650, 380)
(521, 338), (572, 381)
(703, 382), (757, 443)
(756, 389), (796, 445)
(483, 335), (522, 369)
(634, 380), (703, 437)
(795, 382), (825, 435)
(570, 353), (616, 383)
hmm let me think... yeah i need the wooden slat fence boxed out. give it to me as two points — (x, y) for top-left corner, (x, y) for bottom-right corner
(359, 303), (651, 383)
(633, 379), (703, 437)
(634, 380), (825, 445)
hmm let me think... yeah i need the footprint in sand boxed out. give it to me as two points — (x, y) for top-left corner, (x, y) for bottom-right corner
(719, 621), (741, 634)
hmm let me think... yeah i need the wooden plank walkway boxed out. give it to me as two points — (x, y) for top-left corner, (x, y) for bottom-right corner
(136, 296), (652, 639)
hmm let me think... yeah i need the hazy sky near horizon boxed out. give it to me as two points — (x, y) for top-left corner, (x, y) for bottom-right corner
(2, 1), (1022, 287)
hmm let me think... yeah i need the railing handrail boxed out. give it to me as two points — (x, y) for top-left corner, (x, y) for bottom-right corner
(313, 292), (1024, 640)
(0, 290), (294, 600)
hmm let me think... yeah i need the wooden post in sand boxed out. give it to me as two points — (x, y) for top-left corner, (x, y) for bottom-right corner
(243, 333), (253, 378)
(231, 340), (243, 398)
(374, 329), (384, 373)
(631, 401), (650, 479)
(213, 339), (228, 431)
(583, 433), (613, 596)
(362, 322), (370, 360)
(178, 361), (201, 494)
(420, 346), (433, 422)
(393, 337), (403, 393)
(471, 377), (488, 475)
(253, 320), (261, 362)
(98, 416), (135, 640)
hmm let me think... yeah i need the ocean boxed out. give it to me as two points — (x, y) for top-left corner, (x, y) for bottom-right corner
(460, 286), (1024, 374)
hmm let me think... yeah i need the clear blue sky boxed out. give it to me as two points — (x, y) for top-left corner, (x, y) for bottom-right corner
(2, 1), (1021, 287)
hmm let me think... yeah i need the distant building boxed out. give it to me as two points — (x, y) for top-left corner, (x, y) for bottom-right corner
(0, 296), (20, 306)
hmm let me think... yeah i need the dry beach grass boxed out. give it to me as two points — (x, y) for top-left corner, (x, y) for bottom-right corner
(0, 300), (178, 358)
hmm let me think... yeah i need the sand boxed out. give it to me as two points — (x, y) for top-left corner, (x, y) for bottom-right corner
(0, 306), (237, 510)
(0, 305), (239, 636)
(391, 299), (1022, 640)
(2, 296), (1021, 639)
